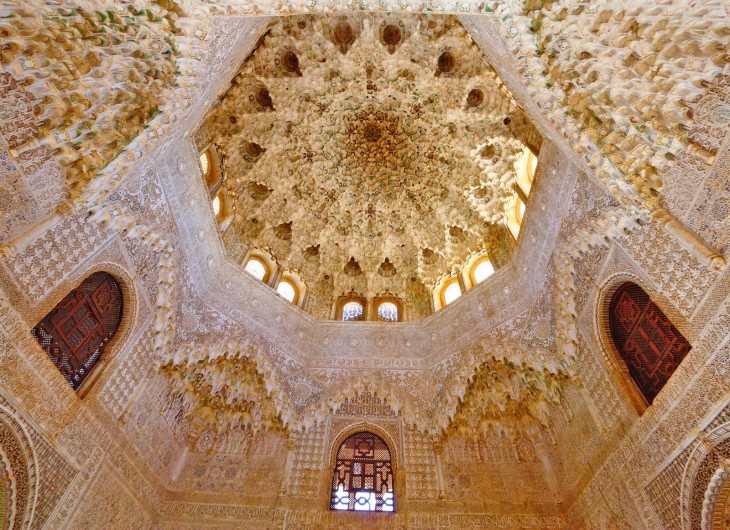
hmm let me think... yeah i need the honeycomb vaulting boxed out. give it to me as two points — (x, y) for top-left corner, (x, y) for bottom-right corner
(200, 15), (539, 318)
(0, 1), (728, 529)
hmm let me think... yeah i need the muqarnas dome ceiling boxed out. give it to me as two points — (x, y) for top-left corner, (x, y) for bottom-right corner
(196, 14), (542, 320)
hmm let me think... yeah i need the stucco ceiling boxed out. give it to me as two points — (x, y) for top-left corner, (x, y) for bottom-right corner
(199, 14), (541, 318)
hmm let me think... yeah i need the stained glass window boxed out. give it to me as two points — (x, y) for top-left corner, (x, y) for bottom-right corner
(377, 302), (398, 322)
(31, 272), (123, 390)
(277, 280), (296, 302)
(244, 258), (267, 281)
(443, 281), (461, 305)
(331, 432), (395, 512)
(609, 282), (691, 404)
(473, 259), (494, 284)
(342, 301), (364, 321)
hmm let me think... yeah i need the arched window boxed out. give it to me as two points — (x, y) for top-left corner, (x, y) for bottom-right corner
(514, 146), (537, 196)
(199, 147), (223, 192)
(342, 301), (364, 321)
(377, 301), (398, 322)
(331, 432), (394, 512)
(276, 279), (297, 303)
(609, 282), (691, 405)
(443, 279), (461, 305)
(433, 276), (462, 311)
(244, 257), (268, 281)
(472, 257), (494, 284)
(31, 272), (123, 391)
(210, 188), (234, 232)
(506, 193), (525, 239)
(507, 146), (537, 239)
(336, 293), (367, 321)
(199, 151), (210, 179)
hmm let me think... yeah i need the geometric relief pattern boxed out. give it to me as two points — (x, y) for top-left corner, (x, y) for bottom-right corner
(31, 272), (122, 390)
(609, 282), (691, 404)
(331, 432), (395, 512)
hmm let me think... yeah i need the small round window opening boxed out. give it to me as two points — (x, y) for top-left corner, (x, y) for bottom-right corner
(342, 301), (364, 321)
(377, 302), (398, 322)
(244, 258), (267, 281)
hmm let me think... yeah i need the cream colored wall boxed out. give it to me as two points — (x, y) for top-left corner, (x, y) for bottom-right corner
(0, 1), (727, 529)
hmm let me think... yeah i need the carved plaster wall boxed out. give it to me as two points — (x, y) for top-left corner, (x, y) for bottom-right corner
(0, 1), (727, 528)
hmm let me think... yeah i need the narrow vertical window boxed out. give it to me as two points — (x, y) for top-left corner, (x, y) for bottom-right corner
(331, 432), (394, 512)
(31, 272), (123, 390)
(609, 282), (691, 404)
(199, 151), (210, 178)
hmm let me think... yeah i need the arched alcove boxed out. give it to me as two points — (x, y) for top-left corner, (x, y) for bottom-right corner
(607, 281), (691, 405)
(31, 271), (123, 391)
(330, 431), (395, 512)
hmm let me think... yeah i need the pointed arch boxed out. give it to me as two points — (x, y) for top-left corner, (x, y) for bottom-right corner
(608, 281), (691, 405)
(31, 271), (123, 391)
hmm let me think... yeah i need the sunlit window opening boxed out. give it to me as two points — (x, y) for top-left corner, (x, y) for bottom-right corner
(212, 194), (221, 216)
(507, 193), (525, 239)
(473, 259), (495, 284)
(377, 302), (398, 322)
(506, 146), (537, 240)
(244, 258), (267, 281)
(514, 146), (537, 196)
(332, 483), (394, 512)
(277, 280), (297, 302)
(199, 151), (210, 177)
(443, 281), (462, 305)
(342, 301), (364, 321)
(330, 432), (395, 512)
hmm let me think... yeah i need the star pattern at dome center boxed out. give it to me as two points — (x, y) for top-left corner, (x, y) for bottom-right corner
(198, 14), (541, 319)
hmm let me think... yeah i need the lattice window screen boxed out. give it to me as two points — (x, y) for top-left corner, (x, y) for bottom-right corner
(32, 272), (123, 390)
(331, 431), (395, 512)
(609, 282), (691, 404)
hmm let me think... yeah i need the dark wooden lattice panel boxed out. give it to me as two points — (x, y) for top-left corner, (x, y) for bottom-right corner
(330, 431), (394, 512)
(32, 272), (122, 391)
(609, 282), (691, 404)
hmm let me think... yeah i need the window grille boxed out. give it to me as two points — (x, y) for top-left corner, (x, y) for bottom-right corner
(331, 432), (394, 512)
(31, 272), (123, 390)
(342, 301), (364, 321)
(377, 302), (398, 322)
(609, 282), (691, 404)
